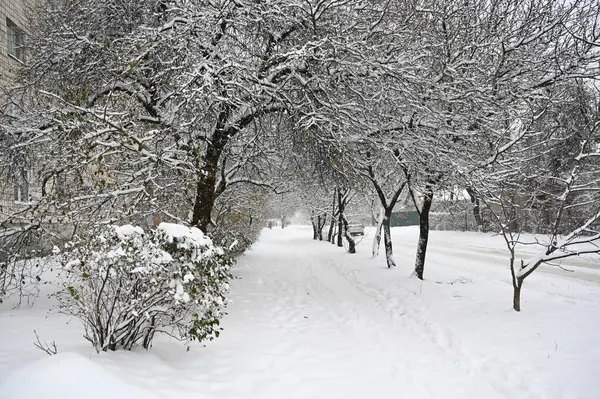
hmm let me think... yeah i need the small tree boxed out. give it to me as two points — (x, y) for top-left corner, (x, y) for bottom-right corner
(405, 173), (440, 280)
(336, 188), (356, 253)
(57, 223), (232, 351)
(310, 210), (327, 241)
(328, 188), (339, 244)
(362, 149), (408, 268)
(474, 84), (600, 311)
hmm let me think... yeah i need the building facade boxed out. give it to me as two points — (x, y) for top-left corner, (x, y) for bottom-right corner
(1, 1), (34, 222)
(1, 0), (28, 90)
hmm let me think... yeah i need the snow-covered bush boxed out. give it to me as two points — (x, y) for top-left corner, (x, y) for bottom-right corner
(211, 227), (259, 258)
(56, 223), (232, 352)
(210, 211), (263, 257)
(210, 187), (267, 257)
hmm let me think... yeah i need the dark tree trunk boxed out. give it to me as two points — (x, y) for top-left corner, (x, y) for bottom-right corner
(414, 188), (433, 280)
(316, 214), (321, 240)
(542, 205), (552, 233)
(191, 173), (217, 233)
(383, 209), (395, 268)
(510, 242), (553, 311)
(318, 214), (326, 241)
(327, 188), (337, 243)
(512, 255), (544, 312)
(466, 186), (484, 231)
(342, 217), (356, 253)
(190, 103), (279, 232)
(191, 105), (233, 232)
(337, 190), (345, 247)
(509, 211), (519, 232)
(311, 211), (318, 240)
(510, 256), (523, 312)
(513, 279), (523, 311)
(337, 212), (343, 247)
(328, 220), (336, 243)
(192, 106), (232, 233)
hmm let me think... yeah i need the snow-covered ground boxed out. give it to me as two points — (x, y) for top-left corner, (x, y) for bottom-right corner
(1, 226), (599, 399)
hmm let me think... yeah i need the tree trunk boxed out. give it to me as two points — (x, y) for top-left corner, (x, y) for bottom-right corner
(316, 214), (321, 240)
(337, 213), (343, 247)
(328, 188), (337, 242)
(513, 279), (523, 312)
(510, 255), (524, 312)
(342, 217), (356, 253)
(328, 221), (336, 243)
(367, 175), (407, 266)
(191, 174), (217, 233)
(318, 214), (326, 241)
(311, 211), (318, 240)
(466, 187), (484, 231)
(383, 209), (396, 268)
(337, 191), (344, 247)
(372, 207), (384, 258)
(191, 116), (231, 232)
(414, 188), (433, 280)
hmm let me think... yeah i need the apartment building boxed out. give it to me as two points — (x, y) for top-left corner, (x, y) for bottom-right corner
(1, 0), (28, 89)
(1, 1), (35, 223)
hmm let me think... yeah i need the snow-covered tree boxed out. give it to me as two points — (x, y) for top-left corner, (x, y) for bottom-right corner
(362, 148), (408, 268)
(2, 0), (386, 301)
(472, 82), (600, 311)
(389, 0), (600, 280)
(3, 0), (380, 234)
(2, 0), (599, 312)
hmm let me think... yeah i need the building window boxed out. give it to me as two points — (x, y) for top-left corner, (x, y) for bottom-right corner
(14, 169), (30, 203)
(6, 18), (25, 62)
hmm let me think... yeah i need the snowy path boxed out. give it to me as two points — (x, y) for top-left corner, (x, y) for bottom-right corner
(1, 226), (599, 399)
(201, 231), (504, 399)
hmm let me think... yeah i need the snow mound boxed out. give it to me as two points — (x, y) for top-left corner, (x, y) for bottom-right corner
(0, 352), (162, 399)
